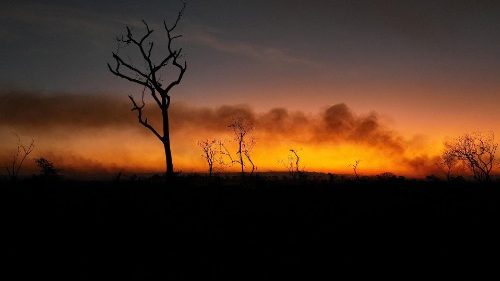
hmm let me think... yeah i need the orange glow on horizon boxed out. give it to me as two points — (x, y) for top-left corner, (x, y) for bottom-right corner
(2, 127), (451, 178)
(0, 93), (498, 178)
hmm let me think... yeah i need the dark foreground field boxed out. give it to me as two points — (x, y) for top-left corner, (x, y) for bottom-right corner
(2, 175), (500, 280)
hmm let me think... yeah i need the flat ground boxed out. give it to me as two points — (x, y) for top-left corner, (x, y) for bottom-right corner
(2, 176), (500, 280)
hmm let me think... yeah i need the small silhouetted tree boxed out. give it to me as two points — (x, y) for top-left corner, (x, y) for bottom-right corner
(34, 158), (58, 178)
(198, 139), (219, 177)
(440, 149), (458, 181)
(5, 135), (35, 180)
(351, 160), (360, 180)
(444, 132), (497, 182)
(107, 2), (187, 177)
(220, 117), (256, 176)
(289, 149), (300, 174)
(279, 149), (302, 178)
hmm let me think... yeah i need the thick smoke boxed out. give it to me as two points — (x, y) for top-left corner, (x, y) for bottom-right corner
(316, 103), (404, 152)
(0, 89), (134, 129)
(0, 90), (430, 175)
(0, 90), (404, 151)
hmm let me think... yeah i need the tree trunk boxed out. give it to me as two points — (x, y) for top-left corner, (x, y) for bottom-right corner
(162, 106), (174, 177)
(484, 173), (490, 182)
(238, 136), (244, 176)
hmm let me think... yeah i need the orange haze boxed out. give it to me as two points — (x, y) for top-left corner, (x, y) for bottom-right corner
(0, 90), (496, 178)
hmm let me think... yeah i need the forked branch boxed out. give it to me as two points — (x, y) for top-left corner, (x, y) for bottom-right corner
(128, 94), (162, 141)
(5, 135), (35, 180)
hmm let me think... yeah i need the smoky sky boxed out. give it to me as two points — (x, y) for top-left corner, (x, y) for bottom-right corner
(0, 89), (405, 153)
(0, 89), (446, 176)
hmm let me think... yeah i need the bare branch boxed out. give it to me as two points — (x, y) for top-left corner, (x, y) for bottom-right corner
(16, 138), (35, 172)
(128, 95), (162, 141)
(290, 149), (300, 173)
(244, 150), (255, 175)
(153, 53), (175, 72)
(164, 2), (186, 33)
(5, 135), (35, 180)
(219, 141), (239, 166)
(141, 19), (151, 33)
(107, 60), (149, 88)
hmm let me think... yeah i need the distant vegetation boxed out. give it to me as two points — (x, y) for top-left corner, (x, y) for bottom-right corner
(442, 132), (498, 182)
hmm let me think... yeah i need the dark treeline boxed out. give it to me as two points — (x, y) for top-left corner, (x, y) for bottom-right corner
(3, 176), (500, 279)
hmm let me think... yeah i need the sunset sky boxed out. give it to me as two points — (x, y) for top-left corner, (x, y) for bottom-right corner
(1, 0), (500, 177)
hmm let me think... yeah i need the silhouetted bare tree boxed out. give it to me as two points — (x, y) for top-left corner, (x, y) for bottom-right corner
(198, 139), (219, 177)
(351, 160), (360, 180)
(439, 149), (458, 181)
(279, 149), (302, 178)
(444, 132), (497, 182)
(107, 3), (187, 177)
(289, 149), (300, 174)
(220, 117), (256, 176)
(5, 135), (34, 180)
